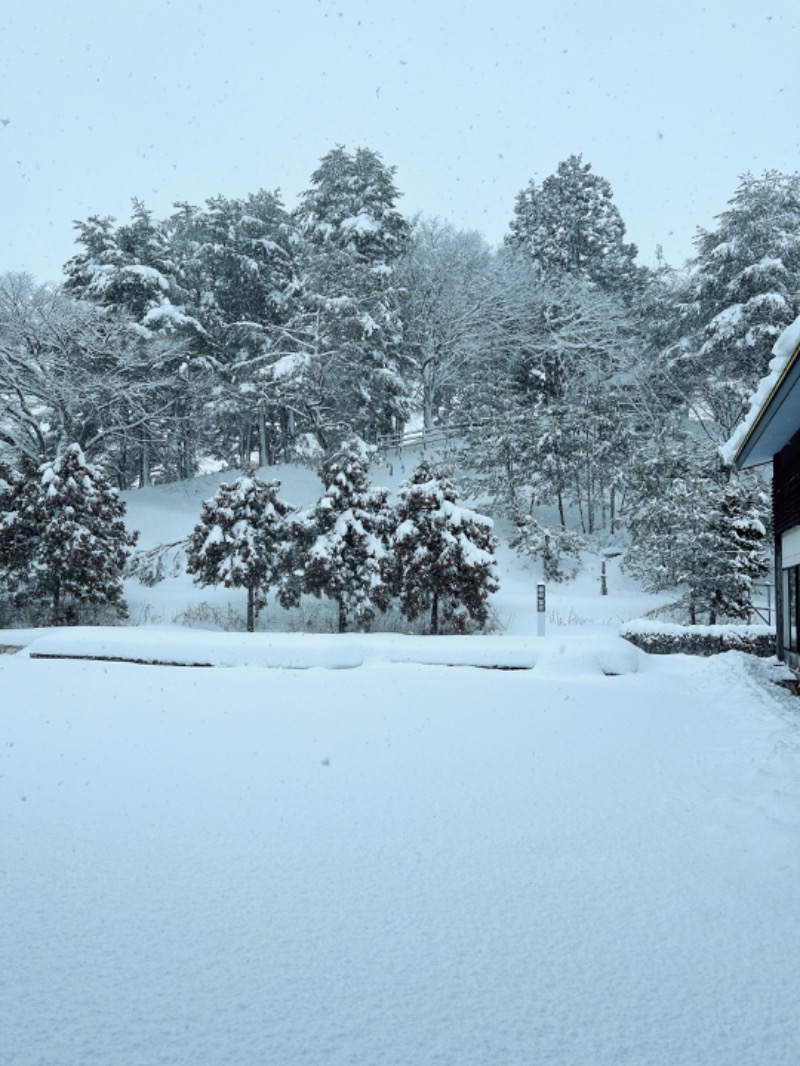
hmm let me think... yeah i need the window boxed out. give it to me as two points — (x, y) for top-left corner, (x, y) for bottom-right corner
(784, 565), (799, 664)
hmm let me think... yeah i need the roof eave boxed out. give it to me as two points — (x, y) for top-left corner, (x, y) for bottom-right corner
(734, 342), (800, 469)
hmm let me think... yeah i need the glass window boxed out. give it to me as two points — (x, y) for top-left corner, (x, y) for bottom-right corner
(787, 566), (799, 656)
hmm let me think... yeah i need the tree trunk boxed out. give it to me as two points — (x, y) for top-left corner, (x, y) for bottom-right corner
(139, 442), (151, 488)
(246, 586), (256, 633)
(338, 599), (347, 634)
(279, 406), (294, 460)
(258, 411), (271, 467)
(557, 490), (566, 528)
(430, 591), (440, 635)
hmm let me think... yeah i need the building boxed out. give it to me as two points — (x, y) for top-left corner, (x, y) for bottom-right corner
(729, 318), (800, 670)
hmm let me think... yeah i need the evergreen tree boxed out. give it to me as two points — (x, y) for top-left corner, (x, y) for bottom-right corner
(506, 155), (641, 298)
(708, 480), (771, 622)
(678, 170), (800, 436)
(292, 146), (411, 446)
(167, 191), (299, 466)
(65, 200), (197, 332)
(0, 458), (35, 609)
(392, 460), (499, 634)
(64, 202), (204, 482)
(0, 444), (137, 623)
(625, 433), (770, 624)
(293, 436), (392, 632)
(186, 474), (295, 632)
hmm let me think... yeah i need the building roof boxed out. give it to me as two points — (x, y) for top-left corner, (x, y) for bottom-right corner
(725, 316), (800, 470)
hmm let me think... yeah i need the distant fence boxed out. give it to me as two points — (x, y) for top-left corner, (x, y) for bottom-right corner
(375, 421), (481, 454)
(750, 582), (774, 626)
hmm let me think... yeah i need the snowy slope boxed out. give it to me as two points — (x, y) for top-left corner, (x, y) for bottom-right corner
(104, 452), (669, 640)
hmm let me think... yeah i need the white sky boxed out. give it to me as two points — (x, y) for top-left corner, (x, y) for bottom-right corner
(2, 0), (798, 281)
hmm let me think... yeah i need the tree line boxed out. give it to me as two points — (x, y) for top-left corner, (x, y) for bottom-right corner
(2, 147), (791, 623)
(0, 439), (498, 634)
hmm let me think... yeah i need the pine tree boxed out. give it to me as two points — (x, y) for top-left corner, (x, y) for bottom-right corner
(0, 444), (137, 623)
(392, 460), (499, 634)
(0, 458), (36, 609)
(186, 474), (295, 632)
(679, 170), (800, 436)
(167, 191), (299, 466)
(65, 200), (196, 332)
(64, 202), (203, 483)
(708, 480), (771, 622)
(292, 146), (411, 446)
(294, 436), (392, 632)
(624, 433), (770, 624)
(506, 155), (641, 298)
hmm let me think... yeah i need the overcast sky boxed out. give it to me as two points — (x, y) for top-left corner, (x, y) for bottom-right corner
(2, 0), (797, 282)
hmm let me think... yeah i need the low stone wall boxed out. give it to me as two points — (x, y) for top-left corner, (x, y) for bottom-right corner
(620, 621), (776, 658)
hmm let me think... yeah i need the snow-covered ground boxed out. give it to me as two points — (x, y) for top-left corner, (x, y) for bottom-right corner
(2, 455), (799, 1064)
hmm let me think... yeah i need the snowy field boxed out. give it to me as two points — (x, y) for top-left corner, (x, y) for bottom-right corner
(2, 456), (800, 1064)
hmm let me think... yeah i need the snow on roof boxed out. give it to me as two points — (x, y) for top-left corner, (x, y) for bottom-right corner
(719, 314), (800, 466)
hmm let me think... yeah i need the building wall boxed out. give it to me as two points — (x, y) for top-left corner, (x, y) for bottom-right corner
(776, 432), (800, 668)
(774, 430), (800, 537)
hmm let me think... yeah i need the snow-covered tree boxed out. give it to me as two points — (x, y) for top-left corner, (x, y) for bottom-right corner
(509, 516), (584, 584)
(65, 200), (196, 333)
(64, 203), (205, 482)
(0, 444), (137, 623)
(676, 170), (800, 437)
(461, 263), (640, 536)
(506, 155), (641, 298)
(707, 479), (771, 622)
(0, 272), (194, 488)
(186, 474), (295, 632)
(167, 191), (300, 466)
(0, 458), (33, 611)
(396, 218), (492, 431)
(392, 460), (499, 634)
(624, 433), (770, 624)
(292, 436), (392, 632)
(292, 146), (411, 446)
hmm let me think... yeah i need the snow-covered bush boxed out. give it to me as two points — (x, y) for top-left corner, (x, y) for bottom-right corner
(620, 620), (775, 658)
(509, 516), (584, 583)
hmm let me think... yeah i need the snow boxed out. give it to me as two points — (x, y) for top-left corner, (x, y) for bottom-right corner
(2, 455), (799, 1063)
(621, 618), (774, 639)
(270, 351), (309, 380)
(720, 313), (800, 464)
(2, 647), (799, 1064)
(340, 212), (380, 235)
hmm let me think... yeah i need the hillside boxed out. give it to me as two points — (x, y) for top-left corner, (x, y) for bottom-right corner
(112, 452), (664, 640)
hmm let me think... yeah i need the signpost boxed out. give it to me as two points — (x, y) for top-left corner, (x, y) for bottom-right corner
(537, 582), (546, 637)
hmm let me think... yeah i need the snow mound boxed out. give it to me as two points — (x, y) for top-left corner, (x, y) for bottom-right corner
(17, 627), (641, 675)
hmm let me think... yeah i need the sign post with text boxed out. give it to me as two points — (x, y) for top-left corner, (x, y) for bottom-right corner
(537, 582), (546, 637)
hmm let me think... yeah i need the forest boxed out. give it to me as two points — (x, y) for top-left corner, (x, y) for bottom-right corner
(2, 147), (797, 627)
